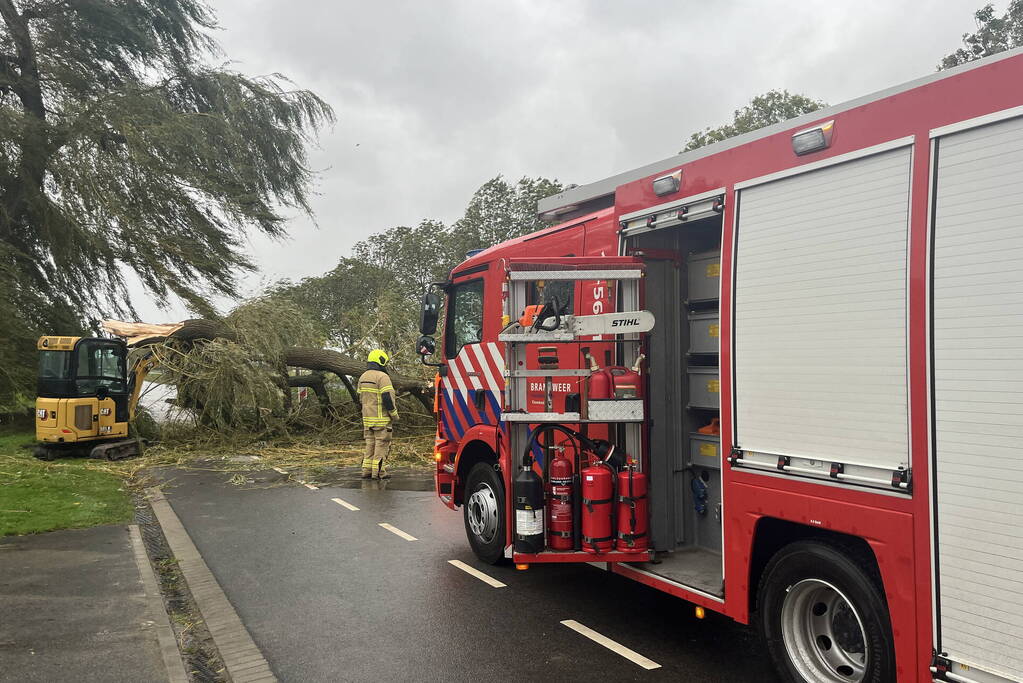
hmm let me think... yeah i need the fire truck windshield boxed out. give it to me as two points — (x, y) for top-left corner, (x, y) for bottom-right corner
(446, 279), (484, 357)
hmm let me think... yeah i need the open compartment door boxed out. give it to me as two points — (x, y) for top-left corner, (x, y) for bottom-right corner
(499, 257), (656, 565)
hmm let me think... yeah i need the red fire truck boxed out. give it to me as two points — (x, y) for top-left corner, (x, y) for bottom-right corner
(416, 48), (1023, 683)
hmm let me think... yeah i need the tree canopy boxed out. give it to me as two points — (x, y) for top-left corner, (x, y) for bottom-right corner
(0, 0), (332, 410)
(682, 90), (826, 152)
(939, 1), (1023, 69)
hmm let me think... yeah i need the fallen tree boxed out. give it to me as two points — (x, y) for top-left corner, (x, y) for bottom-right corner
(103, 315), (433, 421)
(283, 347), (432, 411)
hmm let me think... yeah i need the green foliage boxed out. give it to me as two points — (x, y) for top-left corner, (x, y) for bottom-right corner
(272, 175), (563, 375)
(939, 1), (1023, 69)
(448, 175), (564, 259)
(0, 0), (332, 409)
(0, 431), (133, 536)
(152, 297), (322, 435)
(0, 250), (85, 411)
(682, 90), (827, 152)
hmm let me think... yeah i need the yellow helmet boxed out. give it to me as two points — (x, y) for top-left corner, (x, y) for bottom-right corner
(367, 349), (389, 366)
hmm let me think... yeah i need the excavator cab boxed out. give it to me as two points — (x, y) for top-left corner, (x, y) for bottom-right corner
(34, 336), (140, 460)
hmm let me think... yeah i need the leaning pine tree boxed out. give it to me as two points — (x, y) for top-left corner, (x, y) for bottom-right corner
(0, 0), (333, 408)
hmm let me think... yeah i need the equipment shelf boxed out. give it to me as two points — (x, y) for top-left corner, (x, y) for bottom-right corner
(498, 315), (651, 344)
(513, 550), (654, 564)
(506, 369), (592, 378)
(498, 330), (576, 343)
(502, 411), (645, 424)
(503, 257), (650, 565)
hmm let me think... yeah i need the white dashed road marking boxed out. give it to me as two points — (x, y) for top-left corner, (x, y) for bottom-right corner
(303, 483), (319, 490)
(272, 467), (287, 474)
(447, 560), (506, 588)
(560, 620), (661, 670)
(378, 523), (417, 541)
(331, 497), (359, 511)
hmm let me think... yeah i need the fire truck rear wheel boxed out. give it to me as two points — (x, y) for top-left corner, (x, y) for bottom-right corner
(463, 462), (506, 565)
(757, 540), (895, 683)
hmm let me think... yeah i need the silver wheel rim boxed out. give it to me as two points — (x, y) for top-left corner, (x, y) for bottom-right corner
(780, 579), (868, 683)
(467, 483), (499, 543)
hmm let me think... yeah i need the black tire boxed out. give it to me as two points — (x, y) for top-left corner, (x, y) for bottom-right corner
(462, 462), (507, 565)
(757, 540), (895, 683)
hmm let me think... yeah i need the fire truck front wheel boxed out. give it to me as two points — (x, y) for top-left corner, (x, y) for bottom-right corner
(463, 462), (506, 565)
(757, 540), (895, 683)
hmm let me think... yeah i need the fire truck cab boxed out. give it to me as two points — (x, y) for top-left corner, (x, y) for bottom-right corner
(419, 48), (1023, 683)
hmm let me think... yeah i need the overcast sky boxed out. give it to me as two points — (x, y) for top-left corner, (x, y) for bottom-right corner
(136, 0), (983, 321)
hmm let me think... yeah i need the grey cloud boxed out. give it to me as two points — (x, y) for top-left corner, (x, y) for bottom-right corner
(134, 0), (982, 320)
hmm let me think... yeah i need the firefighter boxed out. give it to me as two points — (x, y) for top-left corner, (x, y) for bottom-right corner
(359, 349), (399, 479)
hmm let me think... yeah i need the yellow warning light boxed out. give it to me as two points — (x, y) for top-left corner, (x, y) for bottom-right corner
(515, 563), (530, 571)
(695, 606), (706, 620)
(434, 451), (443, 462)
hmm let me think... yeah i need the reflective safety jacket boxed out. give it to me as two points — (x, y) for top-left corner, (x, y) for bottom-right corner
(358, 367), (398, 428)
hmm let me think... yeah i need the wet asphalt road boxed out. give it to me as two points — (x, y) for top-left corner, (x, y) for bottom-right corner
(158, 467), (775, 682)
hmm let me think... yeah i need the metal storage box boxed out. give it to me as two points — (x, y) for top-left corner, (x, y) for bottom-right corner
(689, 433), (721, 469)
(687, 367), (720, 409)
(587, 399), (644, 422)
(689, 311), (719, 354)
(687, 251), (720, 302)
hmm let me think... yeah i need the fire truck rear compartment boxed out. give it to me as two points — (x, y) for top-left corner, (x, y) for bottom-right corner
(629, 213), (724, 597)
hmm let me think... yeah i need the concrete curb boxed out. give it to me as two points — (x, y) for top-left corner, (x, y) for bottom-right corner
(129, 524), (190, 683)
(147, 487), (277, 683)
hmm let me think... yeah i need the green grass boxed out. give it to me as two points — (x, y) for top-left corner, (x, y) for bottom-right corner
(0, 431), (134, 537)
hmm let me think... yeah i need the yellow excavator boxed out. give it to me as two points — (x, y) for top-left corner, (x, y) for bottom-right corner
(34, 335), (156, 460)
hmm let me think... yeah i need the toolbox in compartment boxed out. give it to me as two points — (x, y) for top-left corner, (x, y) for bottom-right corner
(688, 433), (721, 469)
(687, 251), (720, 303)
(687, 366), (720, 409)
(688, 311), (719, 354)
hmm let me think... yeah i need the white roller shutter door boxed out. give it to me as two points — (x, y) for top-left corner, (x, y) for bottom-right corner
(734, 146), (911, 472)
(933, 114), (1023, 682)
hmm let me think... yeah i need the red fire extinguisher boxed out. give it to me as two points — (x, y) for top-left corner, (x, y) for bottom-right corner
(615, 459), (648, 553)
(581, 460), (615, 553)
(547, 451), (574, 550)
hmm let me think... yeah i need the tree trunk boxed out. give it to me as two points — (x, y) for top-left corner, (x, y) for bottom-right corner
(288, 373), (333, 418)
(0, 0), (50, 237)
(337, 374), (359, 406)
(120, 318), (237, 348)
(171, 319), (237, 343)
(283, 347), (433, 411)
(282, 348), (426, 392)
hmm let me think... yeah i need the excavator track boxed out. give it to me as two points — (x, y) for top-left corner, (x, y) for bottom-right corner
(88, 438), (142, 461)
(32, 445), (58, 461)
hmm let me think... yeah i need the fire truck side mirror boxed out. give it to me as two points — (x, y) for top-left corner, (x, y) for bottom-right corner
(416, 335), (436, 357)
(419, 291), (441, 335)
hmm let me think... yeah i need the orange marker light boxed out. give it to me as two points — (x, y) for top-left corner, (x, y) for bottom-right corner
(695, 606), (706, 619)
(515, 563), (530, 571)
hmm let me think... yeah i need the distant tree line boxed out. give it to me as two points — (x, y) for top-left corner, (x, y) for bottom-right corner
(268, 176), (562, 376)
